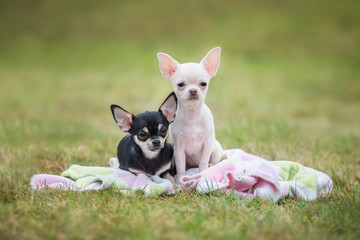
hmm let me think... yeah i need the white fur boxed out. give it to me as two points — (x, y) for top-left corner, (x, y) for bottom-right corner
(155, 162), (171, 176)
(157, 47), (225, 180)
(128, 168), (148, 176)
(133, 135), (163, 159)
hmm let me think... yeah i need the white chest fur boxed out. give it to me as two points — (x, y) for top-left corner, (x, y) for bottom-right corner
(170, 104), (215, 163)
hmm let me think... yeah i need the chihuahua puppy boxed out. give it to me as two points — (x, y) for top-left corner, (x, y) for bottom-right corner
(157, 47), (226, 180)
(110, 92), (177, 179)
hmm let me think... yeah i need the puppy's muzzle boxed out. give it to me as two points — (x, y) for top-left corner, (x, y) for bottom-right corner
(188, 88), (199, 99)
(152, 139), (161, 148)
(148, 139), (162, 151)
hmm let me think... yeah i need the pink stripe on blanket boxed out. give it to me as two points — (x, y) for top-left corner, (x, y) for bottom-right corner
(117, 172), (137, 186)
(203, 160), (236, 182)
(180, 149), (282, 201)
(132, 173), (153, 188)
(30, 174), (76, 190)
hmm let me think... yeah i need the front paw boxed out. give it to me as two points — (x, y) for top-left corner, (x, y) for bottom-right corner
(175, 174), (184, 185)
(172, 181), (180, 190)
(163, 173), (179, 189)
(109, 158), (120, 168)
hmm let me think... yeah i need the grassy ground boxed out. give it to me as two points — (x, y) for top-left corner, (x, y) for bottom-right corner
(1, 0), (359, 239)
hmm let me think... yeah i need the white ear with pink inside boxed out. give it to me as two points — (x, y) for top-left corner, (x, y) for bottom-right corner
(200, 47), (221, 78)
(157, 52), (180, 80)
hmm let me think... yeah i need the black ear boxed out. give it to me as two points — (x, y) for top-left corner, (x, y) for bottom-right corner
(159, 92), (177, 123)
(110, 104), (134, 132)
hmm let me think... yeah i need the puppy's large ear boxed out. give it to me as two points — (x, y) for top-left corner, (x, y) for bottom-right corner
(200, 47), (221, 78)
(110, 105), (134, 132)
(159, 92), (177, 123)
(157, 52), (180, 80)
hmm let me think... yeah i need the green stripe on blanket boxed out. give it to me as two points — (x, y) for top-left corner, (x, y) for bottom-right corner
(270, 161), (317, 192)
(62, 165), (114, 179)
(60, 164), (174, 196)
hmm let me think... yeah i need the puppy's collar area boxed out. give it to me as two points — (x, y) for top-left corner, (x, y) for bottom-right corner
(142, 149), (161, 159)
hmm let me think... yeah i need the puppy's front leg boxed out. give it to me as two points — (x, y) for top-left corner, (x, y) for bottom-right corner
(199, 139), (213, 172)
(174, 145), (186, 182)
(163, 172), (179, 188)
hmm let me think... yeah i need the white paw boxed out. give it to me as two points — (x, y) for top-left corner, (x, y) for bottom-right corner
(109, 157), (120, 168)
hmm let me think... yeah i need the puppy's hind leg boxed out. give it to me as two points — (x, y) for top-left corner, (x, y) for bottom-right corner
(209, 140), (226, 167)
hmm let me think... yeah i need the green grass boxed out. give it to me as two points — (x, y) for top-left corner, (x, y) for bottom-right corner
(1, 0), (360, 239)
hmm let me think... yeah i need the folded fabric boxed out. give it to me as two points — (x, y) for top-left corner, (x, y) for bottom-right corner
(180, 149), (283, 202)
(31, 165), (174, 197)
(30, 149), (333, 202)
(270, 161), (333, 201)
(30, 174), (77, 190)
(180, 149), (333, 202)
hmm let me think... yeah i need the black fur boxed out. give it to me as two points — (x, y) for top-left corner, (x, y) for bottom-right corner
(110, 92), (177, 177)
(116, 111), (175, 177)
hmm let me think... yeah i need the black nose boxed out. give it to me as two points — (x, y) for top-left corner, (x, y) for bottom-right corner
(152, 139), (161, 147)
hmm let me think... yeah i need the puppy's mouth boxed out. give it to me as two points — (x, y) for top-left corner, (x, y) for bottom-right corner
(148, 145), (162, 151)
(188, 95), (199, 100)
(149, 146), (161, 151)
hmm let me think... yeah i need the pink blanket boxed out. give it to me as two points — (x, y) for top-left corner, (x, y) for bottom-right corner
(30, 149), (333, 201)
(181, 149), (283, 201)
(181, 149), (332, 202)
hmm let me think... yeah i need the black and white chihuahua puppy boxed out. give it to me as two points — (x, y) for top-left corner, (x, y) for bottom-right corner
(110, 92), (177, 180)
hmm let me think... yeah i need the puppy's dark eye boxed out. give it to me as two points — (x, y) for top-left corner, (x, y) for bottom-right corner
(160, 127), (167, 134)
(177, 82), (185, 88)
(138, 131), (147, 140)
(158, 126), (167, 136)
(200, 82), (207, 87)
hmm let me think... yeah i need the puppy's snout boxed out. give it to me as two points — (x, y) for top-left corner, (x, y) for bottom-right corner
(189, 88), (198, 96)
(152, 139), (161, 147)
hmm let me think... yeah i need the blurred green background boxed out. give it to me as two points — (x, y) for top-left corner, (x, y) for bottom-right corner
(1, 1), (360, 239)
(0, 0), (359, 171)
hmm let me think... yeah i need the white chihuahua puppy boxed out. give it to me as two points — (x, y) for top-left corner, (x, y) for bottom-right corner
(157, 47), (226, 180)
